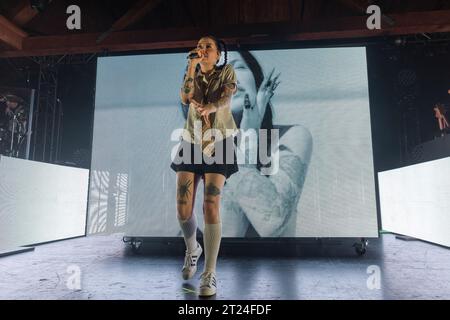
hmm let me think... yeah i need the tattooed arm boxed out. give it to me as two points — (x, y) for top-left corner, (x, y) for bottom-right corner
(208, 83), (236, 110)
(195, 82), (236, 119)
(180, 61), (198, 105)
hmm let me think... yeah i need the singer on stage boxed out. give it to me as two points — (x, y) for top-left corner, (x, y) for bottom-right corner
(170, 35), (239, 297)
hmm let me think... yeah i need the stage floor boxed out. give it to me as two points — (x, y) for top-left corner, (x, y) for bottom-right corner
(0, 233), (449, 300)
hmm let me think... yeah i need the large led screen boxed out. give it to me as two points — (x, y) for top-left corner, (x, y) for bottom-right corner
(88, 47), (378, 238)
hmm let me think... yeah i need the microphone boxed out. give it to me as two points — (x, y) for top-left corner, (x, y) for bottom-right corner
(187, 52), (200, 59)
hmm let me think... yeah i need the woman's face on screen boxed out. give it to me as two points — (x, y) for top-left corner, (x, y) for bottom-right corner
(228, 51), (257, 114)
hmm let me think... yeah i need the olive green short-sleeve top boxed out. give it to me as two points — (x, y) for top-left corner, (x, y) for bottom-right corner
(182, 64), (239, 157)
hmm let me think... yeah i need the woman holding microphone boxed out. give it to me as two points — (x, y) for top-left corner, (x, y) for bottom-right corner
(170, 35), (239, 297)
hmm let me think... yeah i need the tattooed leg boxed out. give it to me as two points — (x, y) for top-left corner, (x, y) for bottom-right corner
(177, 179), (192, 205)
(205, 183), (220, 204)
(176, 172), (201, 254)
(176, 172), (201, 220)
(203, 173), (226, 224)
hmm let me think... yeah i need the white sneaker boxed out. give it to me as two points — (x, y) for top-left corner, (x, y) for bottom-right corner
(199, 271), (217, 297)
(182, 243), (202, 280)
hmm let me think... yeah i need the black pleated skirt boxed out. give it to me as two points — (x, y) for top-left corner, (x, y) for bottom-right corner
(170, 135), (239, 179)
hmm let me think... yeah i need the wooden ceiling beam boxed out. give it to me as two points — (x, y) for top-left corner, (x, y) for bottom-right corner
(97, 0), (162, 43)
(1, 9), (450, 57)
(336, 0), (369, 14)
(10, 0), (40, 27)
(11, 0), (38, 27)
(0, 15), (28, 50)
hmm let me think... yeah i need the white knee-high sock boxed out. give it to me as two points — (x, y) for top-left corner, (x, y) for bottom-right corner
(203, 222), (222, 273)
(178, 214), (198, 253)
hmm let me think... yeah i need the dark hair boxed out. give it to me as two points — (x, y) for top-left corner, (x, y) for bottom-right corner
(235, 51), (275, 172)
(202, 35), (228, 68)
(237, 51), (274, 134)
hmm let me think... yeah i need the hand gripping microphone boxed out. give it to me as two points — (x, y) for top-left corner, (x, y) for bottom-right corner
(187, 52), (200, 59)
